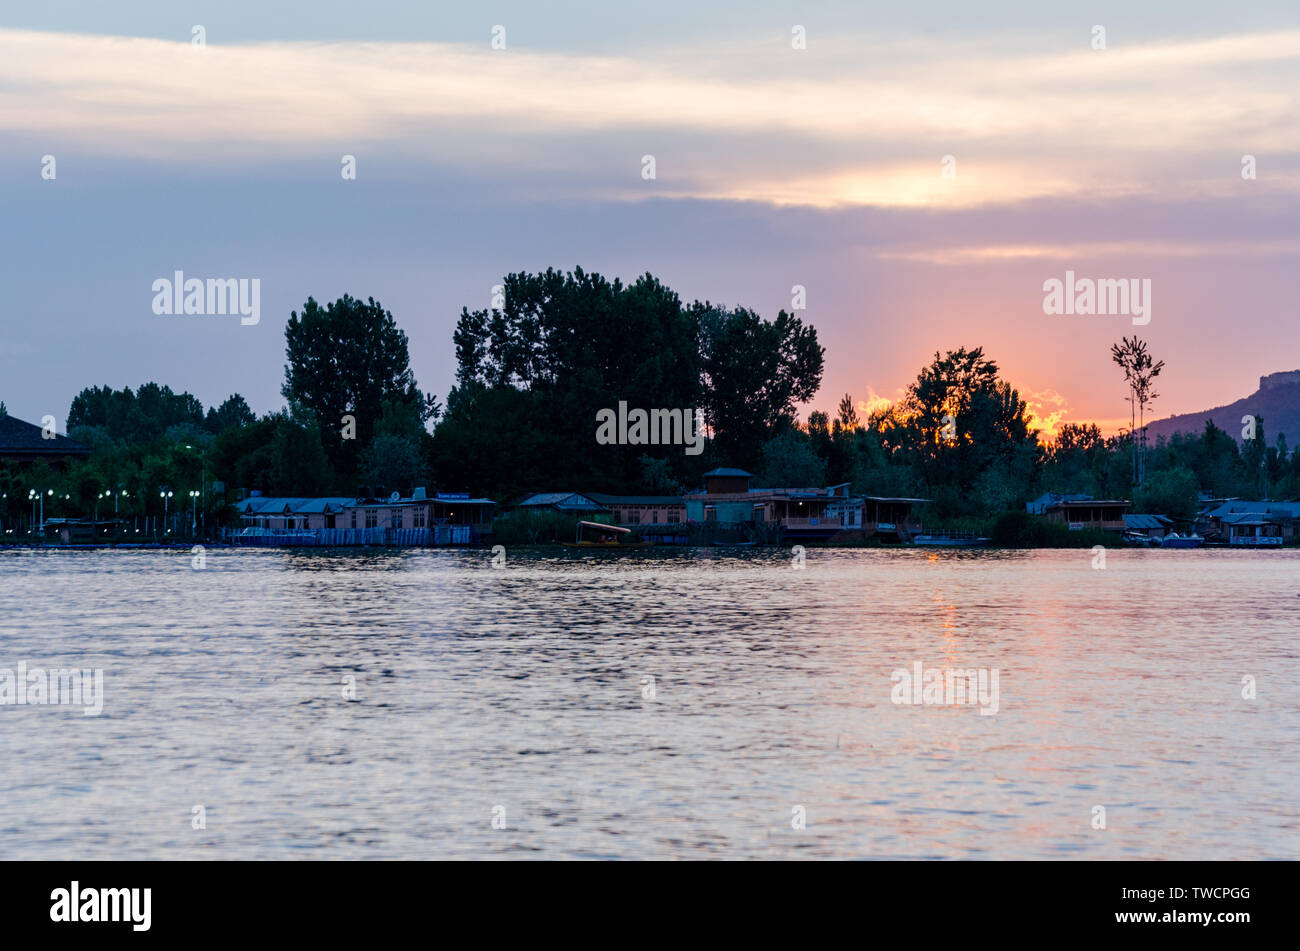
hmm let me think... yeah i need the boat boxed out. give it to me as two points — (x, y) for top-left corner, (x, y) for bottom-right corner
(911, 532), (991, 547)
(1123, 531), (1159, 546)
(1160, 532), (1204, 549)
(562, 520), (653, 548)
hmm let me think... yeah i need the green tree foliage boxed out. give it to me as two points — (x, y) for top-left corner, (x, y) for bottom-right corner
(205, 394), (256, 433)
(282, 295), (435, 474)
(437, 271), (824, 498)
(872, 347), (1038, 516)
(442, 269), (696, 495)
(696, 303), (824, 464)
(269, 407), (334, 497)
(68, 383), (204, 444)
(758, 427), (827, 488)
(1133, 466), (1200, 519)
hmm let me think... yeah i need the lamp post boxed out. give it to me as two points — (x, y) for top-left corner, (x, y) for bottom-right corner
(184, 444), (207, 538)
(28, 488), (51, 536)
(160, 489), (174, 537)
(189, 490), (200, 534)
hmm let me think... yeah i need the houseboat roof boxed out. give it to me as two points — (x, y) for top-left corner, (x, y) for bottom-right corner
(587, 493), (684, 505)
(702, 467), (754, 478)
(1219, 512), (1281, 525)
(0, 414), (91, 457)
(862, 496), (932, 504)
(1205, 500), (1300, 518)
(1046, 499), (1131, 508)
(1031, 491), (1092, 505)
(515, 492), (608, 511)
(1124, 514), (1173, 530)
(237, 497), (354, 516)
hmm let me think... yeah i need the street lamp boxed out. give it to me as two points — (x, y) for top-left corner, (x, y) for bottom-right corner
(28, 488), (51, 535)
(184, 444), (207, 537)
(160, 489), (174, 535)
(189, 490), (200, 533)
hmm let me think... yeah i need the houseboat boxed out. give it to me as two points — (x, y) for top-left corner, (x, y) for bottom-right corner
(229, 487), (494, 546)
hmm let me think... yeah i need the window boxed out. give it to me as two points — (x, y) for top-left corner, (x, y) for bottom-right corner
(414, 508), (426, 528)
(705, 506), (716, 522)
(393, 510), (403, 530)
(627, 509), (640, 524)
(350, 510), (357, 529)
(365, 509), (378, 529)
(667, 510), (680, 523)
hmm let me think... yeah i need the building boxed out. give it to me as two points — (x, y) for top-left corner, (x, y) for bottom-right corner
(823, 484), (862, 529)
(586, 494), (686, 527)
(1026, 492), (1091, 515)
(0, 414), (91, 470)
(513, 492), (609, 516)
(859, 497), (931, 539)
(1200, 500), (1300, 545)
(1123, 513), (1174, 540)
(1043, 499), (1131, 531)
(682, 467), (900, 542)
(231, 487), (494, 545)
(235, 496), (354, 530)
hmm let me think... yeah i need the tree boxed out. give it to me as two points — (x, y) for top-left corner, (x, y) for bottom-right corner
(205, 394), (256, 433)
(1241, 415), (1267, 496)
(1110, 337), (1164, 485)
(696, 304), (824, 465)
(283, 295), (436, 474)
(68, 383), (204, 445)
(757, 428), (827, 488)
(1133, 466), (1199, 519)
(836, 394), (859, 429)
(882, 347), (1037, 505)
(441, 269), (822, 496)
(445, 268), (700, 493)
(269, 407), (334, 497)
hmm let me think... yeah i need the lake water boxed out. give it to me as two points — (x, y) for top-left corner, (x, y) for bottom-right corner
(1, 547), (1296, 859)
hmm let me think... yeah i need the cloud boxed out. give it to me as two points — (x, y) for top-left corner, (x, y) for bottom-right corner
(3, 26), (1299, 207)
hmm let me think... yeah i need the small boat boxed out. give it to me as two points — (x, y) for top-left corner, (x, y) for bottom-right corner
(1123, 531), (1159, 546)
(562, 520), (653, 548)
(1160, 532), (1204, 549)
(911, 533), (991, 547)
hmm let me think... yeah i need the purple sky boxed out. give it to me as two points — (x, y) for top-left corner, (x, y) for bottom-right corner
(3, 8), (1299, 437)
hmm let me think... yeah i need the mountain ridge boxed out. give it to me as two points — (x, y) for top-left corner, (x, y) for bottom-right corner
(1143, 370), (1300, 445)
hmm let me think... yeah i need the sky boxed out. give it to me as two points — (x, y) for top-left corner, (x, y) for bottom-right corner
(3, 1), (1299, 438)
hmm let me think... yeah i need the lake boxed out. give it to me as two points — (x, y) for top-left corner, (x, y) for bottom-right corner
(1, 546), (1296, 859)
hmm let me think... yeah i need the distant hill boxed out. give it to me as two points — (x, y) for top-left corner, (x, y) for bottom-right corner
(1144, 370), (1300, 445)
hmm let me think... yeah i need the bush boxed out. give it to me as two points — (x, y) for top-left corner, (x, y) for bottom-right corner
(491, 510), (584, 545)
(991, 510), (1115, 548)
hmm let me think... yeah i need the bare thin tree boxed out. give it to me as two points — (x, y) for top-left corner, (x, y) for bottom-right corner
(1111, 336), (1165, 485)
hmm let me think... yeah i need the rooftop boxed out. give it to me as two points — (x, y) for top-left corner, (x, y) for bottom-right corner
(0, 414), (91, 456)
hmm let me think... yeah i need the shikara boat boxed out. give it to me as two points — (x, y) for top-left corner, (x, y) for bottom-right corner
(562, 520), (653, 548)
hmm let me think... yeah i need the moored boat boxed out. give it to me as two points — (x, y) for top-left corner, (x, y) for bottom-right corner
(1160, 532), (1204, 549)
(562, 520), (653, 548)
